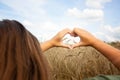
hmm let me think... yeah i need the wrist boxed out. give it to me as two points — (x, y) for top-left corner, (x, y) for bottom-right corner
(47, 39), (55, 47)
(90, 38), (102, 47)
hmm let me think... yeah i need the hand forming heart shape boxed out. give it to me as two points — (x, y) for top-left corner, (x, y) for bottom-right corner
(51, 28), (96, 49)
(62, 34), (80, 45)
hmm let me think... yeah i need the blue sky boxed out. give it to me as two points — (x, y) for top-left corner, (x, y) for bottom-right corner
(0, 0), (120, 42)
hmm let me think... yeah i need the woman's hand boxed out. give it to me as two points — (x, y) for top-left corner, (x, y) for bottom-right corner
(49, 28), (72, 48)
(72, 27), (120, 69)
(41, 28), (72, 52)
(72, 27), (98, 48)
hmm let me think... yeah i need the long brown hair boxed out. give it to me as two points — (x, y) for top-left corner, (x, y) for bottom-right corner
(0, 20), (49, 80)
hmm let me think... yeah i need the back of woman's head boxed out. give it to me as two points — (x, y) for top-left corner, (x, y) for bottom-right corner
(0, 20), (49, 80)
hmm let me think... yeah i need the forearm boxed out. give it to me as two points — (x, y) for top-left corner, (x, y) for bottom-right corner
(41, 40), (53, 52)
(92, 39), (120, 68)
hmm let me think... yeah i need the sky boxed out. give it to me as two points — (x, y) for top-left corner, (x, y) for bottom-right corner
(0, 0), (120, 42)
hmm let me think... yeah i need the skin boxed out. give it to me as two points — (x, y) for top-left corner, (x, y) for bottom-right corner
(41, 27), (120, 69)
(72, 28), (120, 69)
(41, 28), (72, 52)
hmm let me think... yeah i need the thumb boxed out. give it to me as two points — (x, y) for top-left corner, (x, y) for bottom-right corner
(60, 43), (72, 49)
(72, 42), (86, 48)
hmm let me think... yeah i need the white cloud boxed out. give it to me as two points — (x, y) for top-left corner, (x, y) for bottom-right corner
(94, 32), (116, 41)
(102, 25), (114, 32)
(1, 0), (117, 43)
(66, 8), (104, 21)
(0, 0), (47, 20)
(86, 0), (112, 9)
(0, 0), (60, 42)
(22, 20), (59, 41)
(40, 21), (59, 31)
(67, 8), (80, 17)
(96, 25), (120, 42)
(103, 25), (120, 34)
(23, 20), (34, 27)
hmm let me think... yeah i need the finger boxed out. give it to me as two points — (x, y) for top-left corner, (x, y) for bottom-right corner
(60, 43), (72, 49)
(72, 42), (86, 48)
(70, 31), (78, 37)
(72, 43), (81, 48)
(59, 28), (72, 38)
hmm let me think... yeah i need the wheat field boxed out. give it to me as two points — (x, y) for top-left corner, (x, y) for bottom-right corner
(44, 46), (120, 80)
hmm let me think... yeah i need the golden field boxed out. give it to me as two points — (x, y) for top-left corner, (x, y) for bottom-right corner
(44, 42), (120, 80)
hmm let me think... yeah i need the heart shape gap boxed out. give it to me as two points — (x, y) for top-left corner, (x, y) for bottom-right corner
(62, 34), (80, 45)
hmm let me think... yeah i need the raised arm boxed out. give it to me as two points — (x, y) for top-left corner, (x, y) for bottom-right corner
(72, 27), (120, 69)
(41, 28), (72, 52)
